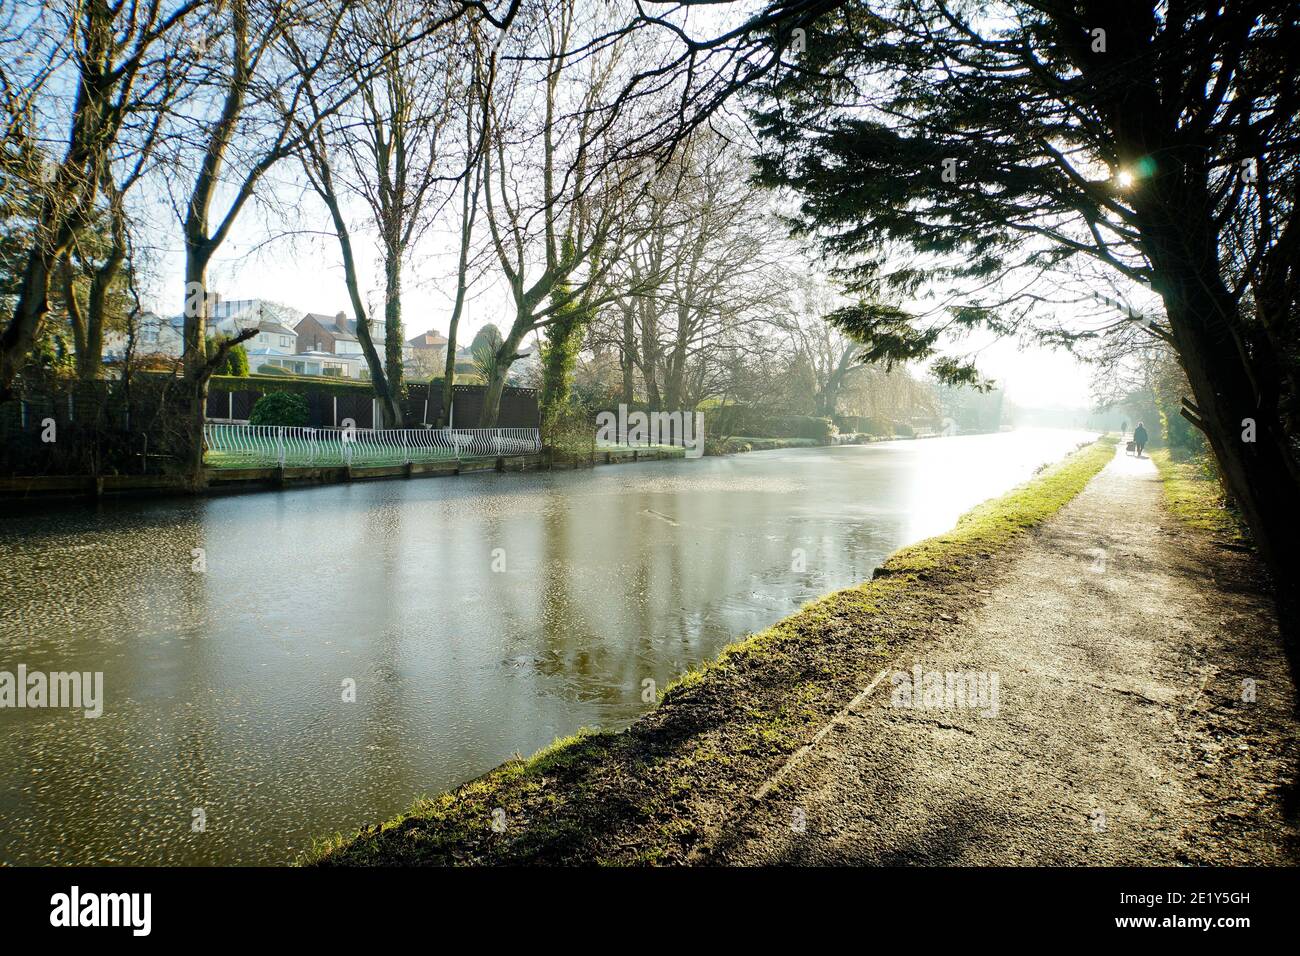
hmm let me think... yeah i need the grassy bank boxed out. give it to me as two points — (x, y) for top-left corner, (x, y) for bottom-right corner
(1149, 448), (1248, 543)
(308, 437), (1118, 866)
(713, 436), (824, 454)
(601, 444), (685, 461)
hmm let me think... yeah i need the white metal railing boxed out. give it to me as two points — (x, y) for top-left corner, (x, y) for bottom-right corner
(204, 424), (541, 469)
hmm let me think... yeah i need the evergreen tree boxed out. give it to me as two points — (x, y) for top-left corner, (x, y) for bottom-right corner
(751, 0), (1300, 586)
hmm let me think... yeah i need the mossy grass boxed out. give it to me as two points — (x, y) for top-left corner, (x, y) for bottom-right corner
(1149, 448), (1248, 543)
(306, 436), (1117, 866)
(717, 436), (823, 453)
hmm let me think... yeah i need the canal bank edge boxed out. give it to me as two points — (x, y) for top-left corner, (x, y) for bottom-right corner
(308, 437), (1120, 866)
(0, 448), (690, 504)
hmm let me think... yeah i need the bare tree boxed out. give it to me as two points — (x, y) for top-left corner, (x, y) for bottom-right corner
(0, 0), (204, 395)
(168, 0), (357, 478)
(60, 78), (175, 380)
(475, 0), (645, 426)
(770, 272), (863, 418)
(593, 131), (788, 411)
(437, 24), (493, 426)
(293, 0), (483, 426)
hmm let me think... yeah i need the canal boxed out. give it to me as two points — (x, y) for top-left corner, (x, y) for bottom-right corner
(0, 428), (1095, 863)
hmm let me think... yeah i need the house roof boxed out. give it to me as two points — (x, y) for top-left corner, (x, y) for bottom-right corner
(300, 312), (368, 342)
(257, 321), (297, 336)
(407, 330), (448, 348)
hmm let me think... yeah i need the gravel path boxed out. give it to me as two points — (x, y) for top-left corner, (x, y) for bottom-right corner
(709, 448), (1299, 865)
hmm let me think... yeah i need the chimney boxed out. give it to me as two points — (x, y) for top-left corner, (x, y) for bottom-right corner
(335, 311), (347, 332)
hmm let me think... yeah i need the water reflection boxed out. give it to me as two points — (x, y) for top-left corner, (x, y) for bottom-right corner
(0, 428), (1094, 863)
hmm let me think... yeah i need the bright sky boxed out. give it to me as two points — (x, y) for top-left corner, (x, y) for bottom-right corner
(969, 338), (1094, 409)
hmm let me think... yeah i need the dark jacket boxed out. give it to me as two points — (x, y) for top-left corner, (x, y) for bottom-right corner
(1133, 425), (1149, 445)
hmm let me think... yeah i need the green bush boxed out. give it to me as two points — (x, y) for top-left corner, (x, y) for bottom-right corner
(255, 364), (292, 376)
(248, 391), (309, 426)
(226, 344), (250, 377)
(209, 371), (371, 397)
(542, 402), (595, 465)
(834, 414), (892, 436)
(703, 404), (836, 441)
(205, 338), (251, 376)
(779, 415), (835, 440)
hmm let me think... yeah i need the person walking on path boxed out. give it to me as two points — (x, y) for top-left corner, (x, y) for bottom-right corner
(1133, 421), (1149, 458)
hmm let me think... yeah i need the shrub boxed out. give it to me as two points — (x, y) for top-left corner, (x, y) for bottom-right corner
(226, 344), (250, 377)
(776, 415), (835, 440)
(255, 364), (291, 376)
(248, 391), (309, 427)
(542, 402), (594, 465)
(833, 414), (892, 436)
(704, 404), (836, 441)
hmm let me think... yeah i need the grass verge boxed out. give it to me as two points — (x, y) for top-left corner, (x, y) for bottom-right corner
(713, 436), (824, 454)
(1149, 448), (1248, 543)
(601, 444), (685, 460)
(306, 436), (1117, 866)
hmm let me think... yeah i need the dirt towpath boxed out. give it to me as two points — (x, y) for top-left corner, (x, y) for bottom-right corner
(707, 448), (1299, 865)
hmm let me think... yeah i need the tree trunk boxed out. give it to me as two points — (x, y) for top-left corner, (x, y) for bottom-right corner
(1137, 186), (1300, 600)
(1, 230), (65, 394)
(381, 254), (405, 427)
(62, 257), (89, 375)
(540, 292), (586, 416)
(818, 346), (855, 419)
(180, 252), (212, 487)
(478, 325), (528, 427)
(81, 194), (128, 380)
(312, 161), (401, 429)
(620, 304), (635, 406)
(439, 256), (471, 428)
(1165, 286), (1299, 599)
(440, 320), (460, 429)
(639, 300), (662, 410)
(662, 338), (687, 411)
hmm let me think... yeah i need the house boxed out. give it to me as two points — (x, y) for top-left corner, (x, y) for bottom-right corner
(404, 329), (448, 376)
(106, 313), (205, 364)
(209, 298), (303, 339)
(103, 312), (185, 360)
(105, 296), (396, 381)
(243, 320), (299, 355)
(295, 311), (381, 361)
(252, 349), (367, 379)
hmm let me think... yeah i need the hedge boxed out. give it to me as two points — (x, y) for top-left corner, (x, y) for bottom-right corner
(703, 405), (836, 441)
(209, 372), (377, 399)
(248, 391), (310, 426)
